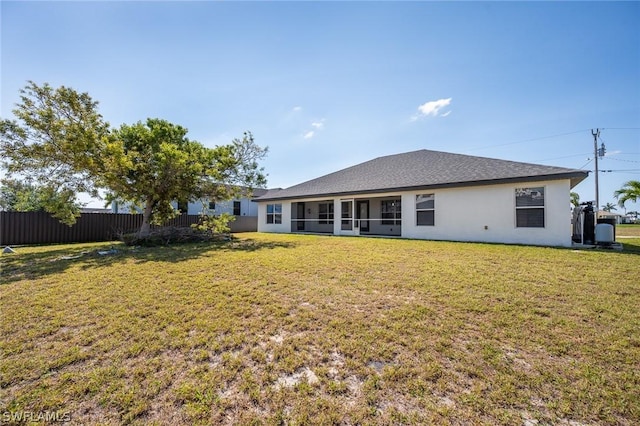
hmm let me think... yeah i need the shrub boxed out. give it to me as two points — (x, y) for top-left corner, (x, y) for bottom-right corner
(119, 226), (229, 246)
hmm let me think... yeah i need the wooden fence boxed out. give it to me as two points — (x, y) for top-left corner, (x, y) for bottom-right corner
(0, 211), (257, 246)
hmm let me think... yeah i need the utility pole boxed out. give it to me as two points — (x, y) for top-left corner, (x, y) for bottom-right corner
(592, 128), (603, 212)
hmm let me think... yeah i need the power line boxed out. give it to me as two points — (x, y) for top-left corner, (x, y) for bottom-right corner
(579, 158), (593, 169)
(463, 129), (591, 152)
(601, 127), (640, 130)
(460, 127), (638, 156)
(605, 157), (640, 163)
(535, 152), (591, 162)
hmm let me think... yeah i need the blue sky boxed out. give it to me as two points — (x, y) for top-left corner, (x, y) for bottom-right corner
(2, 1), (639, 211)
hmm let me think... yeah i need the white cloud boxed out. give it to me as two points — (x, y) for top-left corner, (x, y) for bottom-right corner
(412, 97), (452, 120)
(301, 118), (325, 140)
(292, 106), (302, 112)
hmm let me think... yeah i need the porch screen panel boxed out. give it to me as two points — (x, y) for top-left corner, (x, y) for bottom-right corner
(341, 201), (353, 230)
(319, 202), (334, 224)
(381, 199), (401, 225)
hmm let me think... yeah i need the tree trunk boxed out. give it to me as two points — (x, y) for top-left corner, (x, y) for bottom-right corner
(138, 201), (154, 238)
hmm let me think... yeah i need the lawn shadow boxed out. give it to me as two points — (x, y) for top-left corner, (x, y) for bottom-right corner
(0, 237), (296, 285)
(567, 238), (640, 256)
(619, 239), (640, 256)
(119, 238), (296, 264)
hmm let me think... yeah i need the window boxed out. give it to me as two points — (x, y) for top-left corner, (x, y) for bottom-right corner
(208, 201), (216, 210)
(381, 199), (401, 225)
(416, 194), (435, 226)
(233, 201), (241, 216)
(515, 187), (545, 228)
(319, 202), (334, 224)
(266, 203), (282, 224)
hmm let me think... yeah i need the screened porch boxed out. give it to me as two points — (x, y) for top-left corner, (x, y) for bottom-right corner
(290, 197), (403, 237)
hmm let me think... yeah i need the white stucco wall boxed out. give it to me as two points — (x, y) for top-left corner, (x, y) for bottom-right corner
(257, 201), (292, 233)
(191, 198), (259, 216)
(401, 179), (572, 246)
(256, 179), (574, 246)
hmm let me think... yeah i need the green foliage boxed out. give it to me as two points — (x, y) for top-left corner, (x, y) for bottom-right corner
(1, 82), (268, 234)
(103, 118), (212, 232)
(0, 81), (110, 225)
(0, 179), (37, 211)
(570, 191), (580, 208)
(105, 119), (267, 236)
(614, 180), (640, 208)
(192, 212), (235, 235)
(601, 202), (617, 212)
(0, 179), (82, 225)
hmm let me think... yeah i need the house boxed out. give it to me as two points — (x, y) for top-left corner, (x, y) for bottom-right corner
(621, 213), (638, 224)
(80, 207), (112, 214)
(112, 188), (269, 217)
(255, 150), (589, 247)
(596, 210), (624, 224)
(111, 188), (269, 232)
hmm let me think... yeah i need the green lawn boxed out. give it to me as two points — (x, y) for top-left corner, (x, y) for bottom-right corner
(1, 234), (639, 425)
(618, 224), (640, 237)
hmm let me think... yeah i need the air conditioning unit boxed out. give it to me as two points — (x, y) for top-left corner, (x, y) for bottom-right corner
(595, 223), (614, 245)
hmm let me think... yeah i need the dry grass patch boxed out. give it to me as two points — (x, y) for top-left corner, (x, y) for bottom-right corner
(617, 224), (640, 237)
(1, 234), (639, 425)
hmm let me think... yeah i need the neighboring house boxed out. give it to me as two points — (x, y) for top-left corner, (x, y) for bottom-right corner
(255, 149), (589, 247)
(81, 207), (112, 214)
(621, 212), (638, 224)
(112, 188), (268, 217)
(596, 210), (624, 224)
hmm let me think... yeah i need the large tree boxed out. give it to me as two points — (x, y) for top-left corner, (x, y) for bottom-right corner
(0, 81), (110, 224)
(1, 81), (267, 236)
(0, 179), (31, 212)
(103, 120), (266, 236)
(614, 180), (640, 209)
(0, 179), (82, 220)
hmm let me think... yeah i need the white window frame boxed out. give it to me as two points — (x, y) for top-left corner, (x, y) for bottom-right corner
(416, 194), (435, 226)
(515, 187), (545, 228)
(266, 203), (282, 224)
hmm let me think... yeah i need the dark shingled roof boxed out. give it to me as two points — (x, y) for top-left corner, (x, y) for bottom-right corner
(251, 188), (269, 198)
(256, 149), (589, 202)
